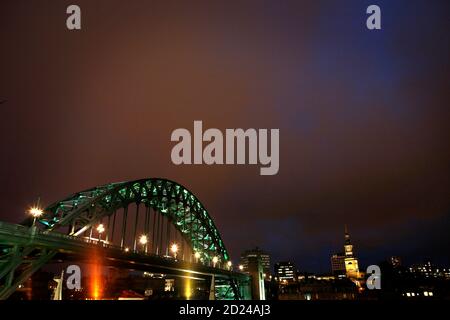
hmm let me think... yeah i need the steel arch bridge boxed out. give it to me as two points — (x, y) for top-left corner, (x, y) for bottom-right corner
(0, 178), (251, 300)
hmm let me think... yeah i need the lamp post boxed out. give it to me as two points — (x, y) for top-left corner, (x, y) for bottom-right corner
(194, 252), (201, 263)
(96, 224), (105, 242)
(29, 207), (43, 227)
(170, 243), (178, 259)
(139, 235), (148, 252)
(212, 256), (219, 268)
(227, 261), (232, 271)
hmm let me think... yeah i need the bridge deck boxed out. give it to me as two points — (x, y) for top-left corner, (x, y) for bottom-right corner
(0, 221), (249, 281)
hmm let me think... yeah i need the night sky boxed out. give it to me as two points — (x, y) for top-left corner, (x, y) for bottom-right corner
(1, 0), (449, 273)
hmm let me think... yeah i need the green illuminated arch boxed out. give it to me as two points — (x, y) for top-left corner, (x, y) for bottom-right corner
(32, 178), (229, 263)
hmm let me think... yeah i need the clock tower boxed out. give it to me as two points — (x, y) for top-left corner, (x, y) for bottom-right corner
(343, 225), (360, 279)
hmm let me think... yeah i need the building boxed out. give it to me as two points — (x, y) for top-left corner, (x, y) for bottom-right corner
(343, 225), (360, 279)
(390, 256), (402, 268)
(275, 261), (296, 283)
(240, 247), (271, 274)
(331, 253), (346, 277)
(277, 277), (358, 300)
(409, 260), (450, 279)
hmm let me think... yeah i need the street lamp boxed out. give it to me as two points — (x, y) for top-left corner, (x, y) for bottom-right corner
(238, 264), (244, 271)
(139, 235), (148, 245)
(212, 256), (219, 268)
(96, 224), (105, 240)
(29, 207), (43, 227)
(227, 261), (232, 271)
(194, 252), (201, 263)
(170, 243), (178, 259)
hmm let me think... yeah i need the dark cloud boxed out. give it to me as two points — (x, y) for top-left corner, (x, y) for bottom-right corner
(0, 0), (449, 271)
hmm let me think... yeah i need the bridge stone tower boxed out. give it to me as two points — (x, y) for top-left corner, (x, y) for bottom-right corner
(247, 256), (265, 300)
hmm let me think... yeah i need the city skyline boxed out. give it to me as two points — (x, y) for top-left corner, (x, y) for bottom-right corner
(240, 225), (450, 276)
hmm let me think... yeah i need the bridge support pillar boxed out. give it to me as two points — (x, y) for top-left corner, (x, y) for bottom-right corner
(209, 275), (215, 300)
(248, 256), (265, 300)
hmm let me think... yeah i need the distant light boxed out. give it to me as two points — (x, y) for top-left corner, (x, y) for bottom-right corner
(124, 247), (130, 252)
(96, 224), (105, 234)
(194, 252), (201, 259)
(239, 265), (244, 271)
(29, 207), (43, 218)
(227, 261), (232, 268)
(212, 256), (219, 263)
(170, 243), (178, 254)
(139, 235), (148, 245)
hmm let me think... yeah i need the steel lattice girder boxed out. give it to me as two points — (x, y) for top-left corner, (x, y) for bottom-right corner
(23, 178), (230, 263)
(0, 241), (57, 299)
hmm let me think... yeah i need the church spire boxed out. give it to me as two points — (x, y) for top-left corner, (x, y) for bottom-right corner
(344, 224), (353, 256)
(342, 224), (360, 280)
(344, 224), (351, 245)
